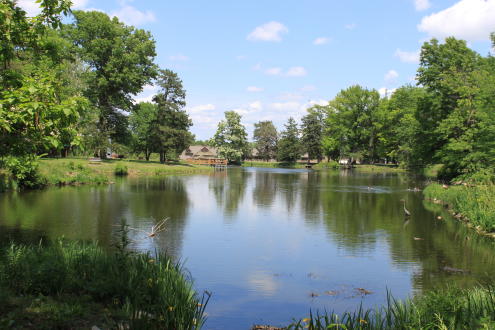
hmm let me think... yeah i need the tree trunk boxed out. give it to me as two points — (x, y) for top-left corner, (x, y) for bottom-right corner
(159, 151), (165, 164)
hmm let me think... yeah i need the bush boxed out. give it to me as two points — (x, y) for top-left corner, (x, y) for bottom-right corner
(1, 156), (46, 189)
(114, 163), (128, 176)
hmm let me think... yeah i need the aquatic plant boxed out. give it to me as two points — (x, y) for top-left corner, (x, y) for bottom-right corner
(288, 287), (495, 329)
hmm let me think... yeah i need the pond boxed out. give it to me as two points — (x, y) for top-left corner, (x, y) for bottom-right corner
(1, 167), (495, 329)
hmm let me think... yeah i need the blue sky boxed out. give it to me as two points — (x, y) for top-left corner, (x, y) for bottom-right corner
(20, 0), (495, 140)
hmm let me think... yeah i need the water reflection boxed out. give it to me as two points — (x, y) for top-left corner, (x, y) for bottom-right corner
(1, 168), (495, 329)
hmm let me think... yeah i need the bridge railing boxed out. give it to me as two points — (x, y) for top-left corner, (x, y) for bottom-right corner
(186, 158), (228, 166)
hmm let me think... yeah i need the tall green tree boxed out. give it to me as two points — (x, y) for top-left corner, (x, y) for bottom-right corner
(149, 69), (193, 163)
(376, 86), (425, 164)
(325, 85), (380, 163)
(0, 0), (86, 186)
(277, 117), (301, 163)
(129, 102), (157, 160)
(63, 11), (157, 156)
(253, 120), (278, 161)
(213, 111), (248, 164)
(413, 37), (481, 171)
(301, 110), (324, 163)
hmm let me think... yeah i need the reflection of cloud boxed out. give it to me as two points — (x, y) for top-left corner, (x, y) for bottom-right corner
(247, 270), (278, 296)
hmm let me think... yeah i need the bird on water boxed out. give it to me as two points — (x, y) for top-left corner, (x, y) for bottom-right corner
(400, 199), (411, 217)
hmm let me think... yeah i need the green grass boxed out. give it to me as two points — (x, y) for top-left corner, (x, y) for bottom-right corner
(36, 157), (212, 187)
(423, 183), (495, 233)
(353, 164), (405, 173)
(287, 286), (495, 329)
(0, 228), (209, 329)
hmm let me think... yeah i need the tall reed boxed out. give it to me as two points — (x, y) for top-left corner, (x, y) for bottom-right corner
(0, 236), (209, 329)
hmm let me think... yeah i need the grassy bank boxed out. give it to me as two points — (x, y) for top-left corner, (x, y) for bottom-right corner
(286, 286), (495, 329)
(0, 235), (209, 329)
(35, 158), (213, 186)
(423, 183), (495, 234)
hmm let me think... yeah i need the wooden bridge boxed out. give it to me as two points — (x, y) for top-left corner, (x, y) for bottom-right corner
(186, 158), (228, 167)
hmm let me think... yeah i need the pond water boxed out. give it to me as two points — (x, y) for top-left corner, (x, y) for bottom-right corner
(1, 167), (495, 329)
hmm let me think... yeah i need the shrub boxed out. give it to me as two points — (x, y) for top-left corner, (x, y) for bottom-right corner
(114, 163), (128, 176)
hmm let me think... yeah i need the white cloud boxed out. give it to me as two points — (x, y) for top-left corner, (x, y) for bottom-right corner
(247, 86), (264, 92)
(265, 67), (283, 76)
(313, 37), (330, 45)
(18, 0), (89, 16)
(414, 0), (431, 11)
(111, 5), (156, 26)
(188, 104), (216, 114)
(345, 23), (357, 30)
(247, 21), (288, 42)
(133, 84), (158, 104)
(395, 49), (420, 63)
(418, 0), (495, 42)
(279, 92), (303, 101)
(385, 70), (399, 82)
(169, 54), (189, 61)
(379, 87), (397, 98)
(286, 66), (307, 77)
(300, 85), (317, 92)
(270, 101), (301, 111)
(236, 55), (247, 60)
(307, 99), (328, 107)
(249, 101), (263, 111)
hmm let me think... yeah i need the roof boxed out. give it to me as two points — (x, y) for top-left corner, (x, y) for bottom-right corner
(180, 145), (218, 158)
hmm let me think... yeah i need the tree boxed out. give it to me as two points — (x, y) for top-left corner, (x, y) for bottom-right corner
(63, 11), (157, 157)
(413, 37), (481, 170)
(277, 117), (301, 163)
(253, 121), (278, 161)
(375, 85), (425, 164)
(149, 69), (193, 163)
(129, 102), (157, 160)
(213, 111), (248, 164)
(301, 110), (324, 163)
(325, 85), (380, 163)
(0, 0), (85, 186)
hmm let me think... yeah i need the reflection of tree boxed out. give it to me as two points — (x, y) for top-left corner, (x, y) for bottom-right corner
(276, 172), (300, 212)
(209, 169), (250, 216)
(299, 172), (323, 225)
(0, 185), (130, 245)
(252, 171), (277, 208)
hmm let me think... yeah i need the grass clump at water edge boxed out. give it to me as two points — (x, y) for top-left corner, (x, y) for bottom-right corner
(286, 286), (495, 329)
(423, 183), (495, 233)
(114, 162), (129, 176)
(0, 222), (210, 329)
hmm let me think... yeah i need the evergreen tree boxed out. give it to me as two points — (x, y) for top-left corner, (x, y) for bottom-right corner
(277, 117), (301, 163)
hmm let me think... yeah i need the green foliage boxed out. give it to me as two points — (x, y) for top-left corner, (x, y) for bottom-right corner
(288, 286), (495, 329)
(114, 163), (128, 176)
(325, 85), (381, 163)
(277, 117), (301, 163)
(149, 69), (193, 163)
(213, 111), (249, 164)
(253, 120), (278, 161)
(423, 183), (495, 232)
(1, 155), (46, 189)
(0, 238), (209, 329)
(63, 10), (157, 152)
(301, 110), (324, 162)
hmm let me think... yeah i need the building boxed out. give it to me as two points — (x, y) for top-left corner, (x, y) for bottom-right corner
(180, 145), (218, 161)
